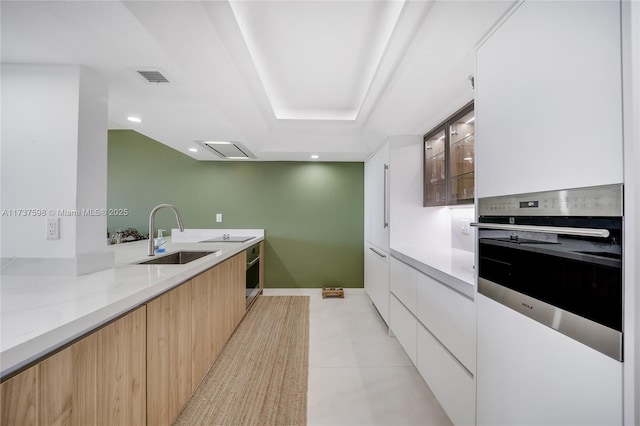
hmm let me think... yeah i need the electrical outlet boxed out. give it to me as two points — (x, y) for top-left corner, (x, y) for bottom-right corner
(216, 213), (223, 223)
(461, 219), (470, 235)
(47, 217), (60, 239)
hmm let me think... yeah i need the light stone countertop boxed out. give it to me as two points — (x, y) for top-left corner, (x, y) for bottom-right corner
(0, 229), (263, 379)
(390, 246), (476, 299)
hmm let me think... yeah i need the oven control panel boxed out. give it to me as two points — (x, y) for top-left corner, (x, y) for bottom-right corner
(478, 184), (623, 217)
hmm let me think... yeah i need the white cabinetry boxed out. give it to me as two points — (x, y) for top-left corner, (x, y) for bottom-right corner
(364, 142), (390, 323)
(389, 294), (417, 364)
(364, 136), (425, 325)
(475, 2), (625, 424)
(365, 142), (390, 249)
(477, 294), (623, 426)
(389, 256), (476, 425)
(390, 256), (417, 313)
(416, 272), (475, 373)
(364, 241), (390, 323)
(417, 324), (475, 426)
(476, 0), (623, 197)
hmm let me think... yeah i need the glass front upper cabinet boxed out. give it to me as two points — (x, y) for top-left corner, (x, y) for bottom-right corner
(424, 101), (474, 207)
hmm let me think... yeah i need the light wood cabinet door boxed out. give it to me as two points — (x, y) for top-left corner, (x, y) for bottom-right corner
(1, 307), (145, 426)
(39, 333), (97, 425)
(191, 265), (219, 388)
(147, 281), (192, 426)
(191, 253), (247, 390)
(97, 306), (146, 426)
(1, 365), (38, 425)
(219, 251), (246, 335)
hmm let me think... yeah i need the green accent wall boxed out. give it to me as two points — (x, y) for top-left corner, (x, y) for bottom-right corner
(107, 130), (364, 288)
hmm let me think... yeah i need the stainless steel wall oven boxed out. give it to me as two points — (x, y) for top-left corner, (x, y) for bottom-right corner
(472, 184), (623, 360)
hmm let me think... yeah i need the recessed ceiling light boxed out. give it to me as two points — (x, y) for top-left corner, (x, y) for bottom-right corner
(227, 156), (249, 160)
(188, 148), (198, 152)
(311, 155), (319, 159)
(127, 116), (142, 123)
(204, 141), (232, 145)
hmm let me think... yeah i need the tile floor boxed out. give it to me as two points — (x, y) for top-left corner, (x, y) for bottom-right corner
(264, 289), (452, 426)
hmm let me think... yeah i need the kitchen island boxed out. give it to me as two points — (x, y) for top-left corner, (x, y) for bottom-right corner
(0, 229), (264, 380)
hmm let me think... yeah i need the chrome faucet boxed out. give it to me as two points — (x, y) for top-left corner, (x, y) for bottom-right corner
(148, 204), (185, 256)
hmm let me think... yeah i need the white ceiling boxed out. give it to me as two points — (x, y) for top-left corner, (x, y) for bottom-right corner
(1, 0), (515, 162)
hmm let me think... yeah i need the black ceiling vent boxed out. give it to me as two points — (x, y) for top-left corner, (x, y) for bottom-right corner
(137, 70), (170, 84)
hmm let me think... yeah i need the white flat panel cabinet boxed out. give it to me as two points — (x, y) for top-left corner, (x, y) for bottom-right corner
(365, 142), (390, 250)
(476, 0), (623, 197)
(417, 323), (475, 426)
(364, 241), (389, 324)
(416, 272), (475, 373)
(390, 294), (417, 364)
(476, 294), (623, 426)
(389, 257), (417, 313)
(389, 256), (477, 425)
(364, 141), (390, 323)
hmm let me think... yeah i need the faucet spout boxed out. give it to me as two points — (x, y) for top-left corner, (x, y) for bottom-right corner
(148, 204), (185, 256)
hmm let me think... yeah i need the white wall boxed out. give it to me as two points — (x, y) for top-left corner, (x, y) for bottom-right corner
(1, 65), (80, 258)
(1, 64), (113, 274)
(388, 135), (475, 253)
(622, 1), (640, 423)
(76, 68), (110, 256)
(388, 135), (451, 250)
(450, 207), (474, 253)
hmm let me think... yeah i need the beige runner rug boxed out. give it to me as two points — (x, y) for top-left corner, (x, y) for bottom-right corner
(174, 296), (310, 426)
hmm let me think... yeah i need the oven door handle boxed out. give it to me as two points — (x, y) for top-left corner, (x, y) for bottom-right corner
(470, 222), (610, 238)
(247, 257), (260, 268)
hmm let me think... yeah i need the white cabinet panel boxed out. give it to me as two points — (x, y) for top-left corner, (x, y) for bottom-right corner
(389, 294), (417, 364)
(389, 257), (417, 314)
(476, 0), (623, 197)
(365, 143), (390, 250)
(417, 323), (475, 426)
(477, 294), (623, 426)
(416, 273), (475, 373)
(364, 242), (389, 324)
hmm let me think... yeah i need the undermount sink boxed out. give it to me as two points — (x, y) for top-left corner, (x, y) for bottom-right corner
(136, 251), (217, 265)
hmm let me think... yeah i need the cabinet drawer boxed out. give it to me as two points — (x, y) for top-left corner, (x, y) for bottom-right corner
(365, 242), (390, 324)
(417, 323), (475, 426)
(416, 272), (475, 372)
(390, 257), (417, 313)
(389, 294), (417, 365)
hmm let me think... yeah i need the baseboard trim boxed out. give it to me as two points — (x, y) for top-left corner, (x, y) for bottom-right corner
(263, 288), (366, 296)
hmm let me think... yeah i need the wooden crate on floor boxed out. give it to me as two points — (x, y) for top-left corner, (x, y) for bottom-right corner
(322, 287), (344, 299)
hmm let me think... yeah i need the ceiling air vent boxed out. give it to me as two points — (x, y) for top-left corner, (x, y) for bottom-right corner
(136, 69), (170, 84)
(196, 141), (256, 160)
